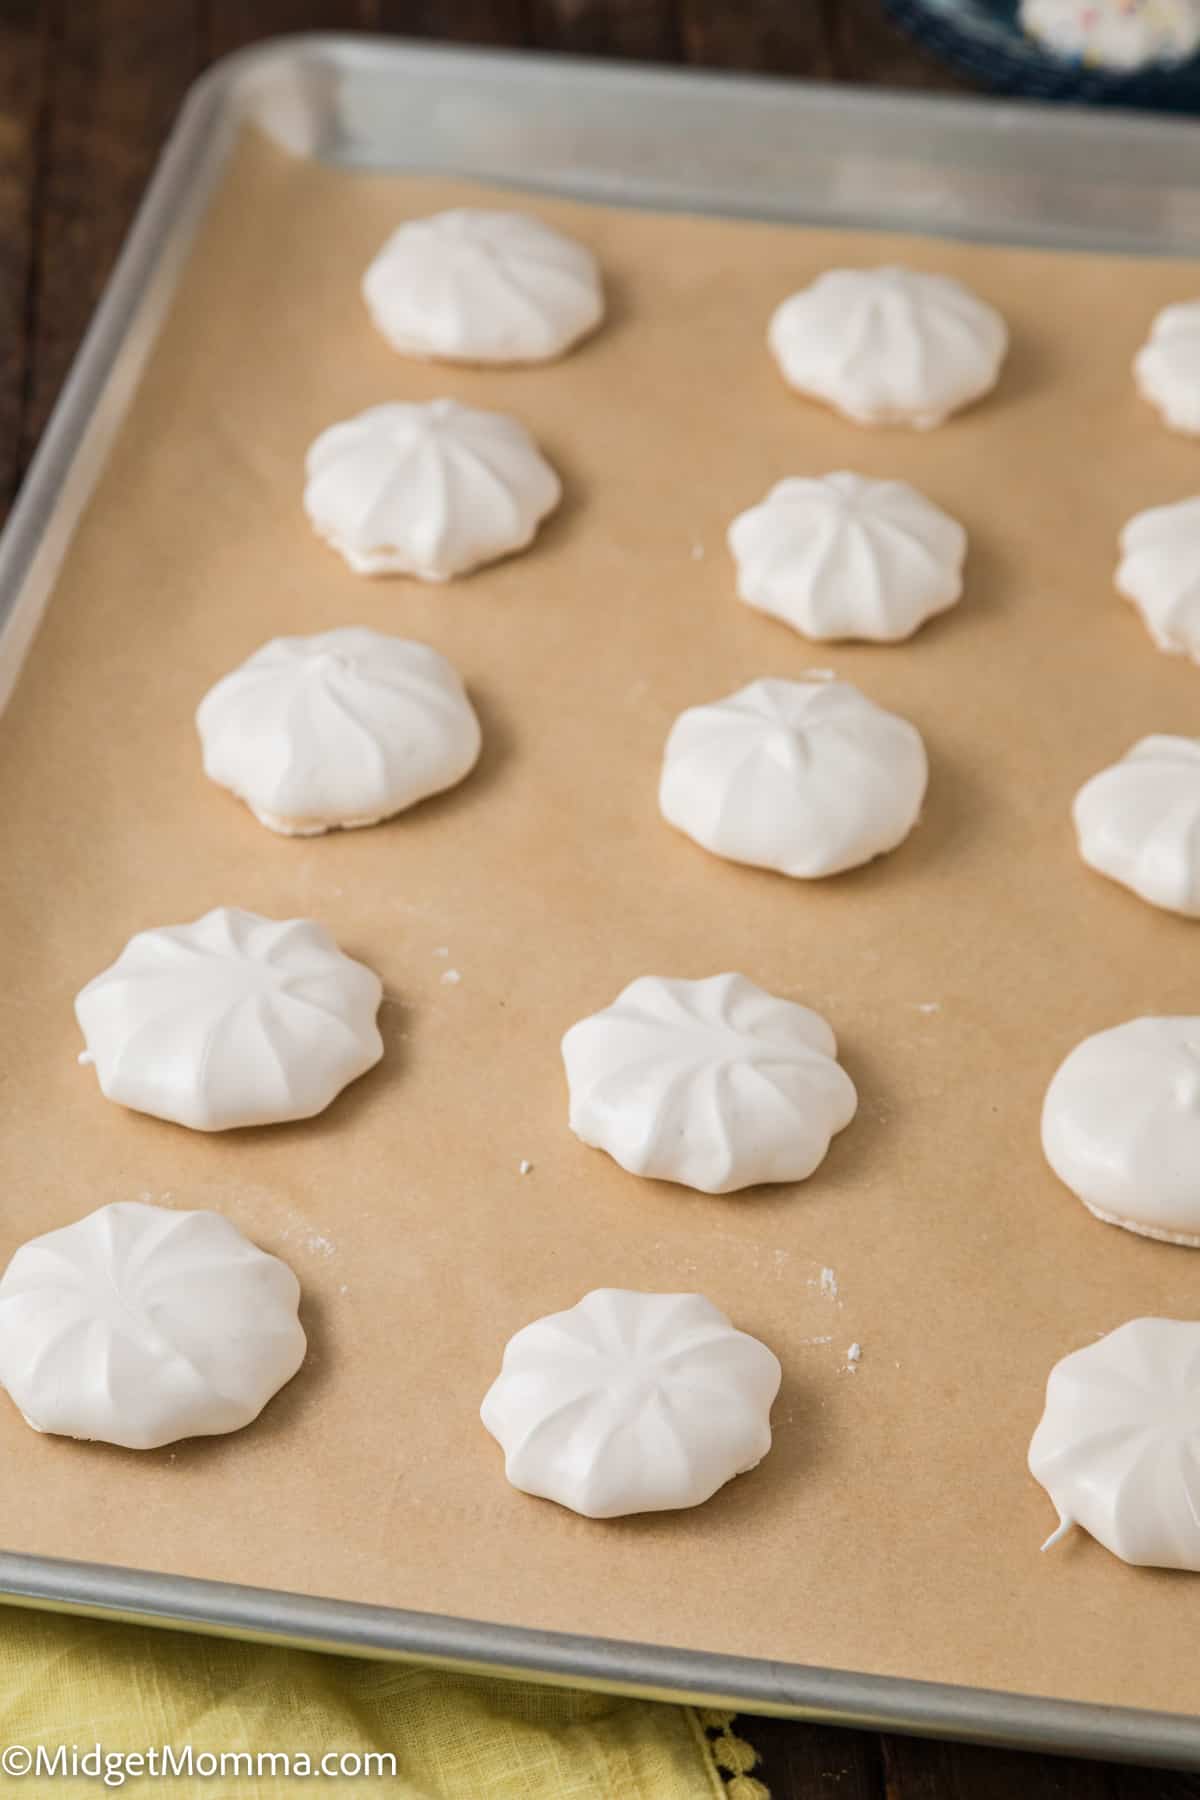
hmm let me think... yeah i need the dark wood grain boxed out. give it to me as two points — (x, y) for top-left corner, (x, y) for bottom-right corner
(746, 1715), (886, 1799)
(4, 6), (1200, 1797)
(205, 0), (530, 59)
(0, 0), (46, 513)
(528, 0), (680, 61)
(881, 1737), (1112, 1800)
(1100, 1768), (1200, 1799)
(826, 0), (972, 89)
(678, 0), (833, 76)
(22, 0), (204, 470)
(204, 0), (383, 57)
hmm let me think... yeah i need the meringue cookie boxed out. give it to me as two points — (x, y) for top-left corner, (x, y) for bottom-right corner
(1116, 496), (1200, 660)
(728, 472), (966, 643)
(363, 209), (604, 365)
(562, 973), (857, 1194)
(197, 628), (481, 836)
(481, 1288), (781, 1517)
(303, 400), (561, 580)
(1042, 1016), (1200, 1244)
(768, 267), (1008, 429)
(76, 907), (383, 1132)
(1022, 0), (1200, 69)
(1137, 302), (1200, 434)
(1029, 1318), (1200, 1571)
(0, 1202), (306, 1450)
(660, 677), (927, 879)
(1073, 736), (1200, 916)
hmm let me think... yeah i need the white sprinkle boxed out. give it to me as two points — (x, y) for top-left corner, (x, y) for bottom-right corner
(805, 667), (836, 681)
(77, 1050), (93, 1066)
(339, 1283), (349, 1296)
(307, 1233), (335, 1257)
(518, 1160), (533, 1175)
(819, 1266), (839, 1300)
(690, 542), (705, 560)
(912, 1001), (941, 1015)
(847, 1342), (862, 1367)
(798, 1334), (833, 1346)
(441, 969), (461, 985)
(433, 946), (449, 958)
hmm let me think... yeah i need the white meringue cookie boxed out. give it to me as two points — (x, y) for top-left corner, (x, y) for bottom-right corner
(1029, 1318), (1200, 1571)
(1135, 301), (1200, 434)
(1042, 1016), (1200, 1244)
(1022, 0), (1200, 69)
(562, 973), (857, 1194)
(660, 677), (928, 879)
(728, 472), (966, 643)
(197, 628), (481, 836)
(480, 1288), (781, 1517)
(768, 267), (1008, 429)
(363, 208), (603, 365)
(303, 400), (561, 580)
(76, 907), (383, 1132)
(1116, 496), (1200, 661)
(1073, 736), (1200, 916)
(0, 1202), (306, 1450)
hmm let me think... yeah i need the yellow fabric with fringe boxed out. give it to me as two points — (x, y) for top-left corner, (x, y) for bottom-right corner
(0, 1608), (771, 1798)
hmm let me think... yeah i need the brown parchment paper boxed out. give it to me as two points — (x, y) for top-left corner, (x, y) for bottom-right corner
(4, 126), (1200, 1718)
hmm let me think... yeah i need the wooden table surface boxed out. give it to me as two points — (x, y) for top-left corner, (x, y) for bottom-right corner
(0, 4), (1195, 1796)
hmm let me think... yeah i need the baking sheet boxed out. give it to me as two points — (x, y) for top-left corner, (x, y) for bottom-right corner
(4, 114), (1200, 1729)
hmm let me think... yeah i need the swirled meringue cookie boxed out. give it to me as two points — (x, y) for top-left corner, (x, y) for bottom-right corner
(363, 209), (604, 365)
(1135, 301), (1200, 433)
(481, 1288), (781, 1517)
(768, 267), (1008, 428)
(197, 628), (481, 836)
(1023, 0), (1200, 69)
(0, 1202), (306, 1450)
(1074, 736), (1200, 916)
(303, 400), (561, 579)
(728, 472), (966, 643)
(76, 907), (383, 1132)
(1042, 1017), (1200, 1244)
(1030, 1318), (1200, 1571)
(1116, 497), (1200, 660)
(562, 973), (857, 1194)
(660, 677), (927, 878)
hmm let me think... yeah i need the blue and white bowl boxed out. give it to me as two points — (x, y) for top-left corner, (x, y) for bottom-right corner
(884, 0), (1200, 108)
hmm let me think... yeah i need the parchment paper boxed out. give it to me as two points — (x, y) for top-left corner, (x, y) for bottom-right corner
(3, 127), (1200, 1717)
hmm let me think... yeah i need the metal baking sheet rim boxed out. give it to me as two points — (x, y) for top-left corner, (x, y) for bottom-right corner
(1, 33), (1197, 1763)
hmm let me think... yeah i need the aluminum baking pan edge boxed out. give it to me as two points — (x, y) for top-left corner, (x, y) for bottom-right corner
(0, 1548), (1194, 1767)
(2, 33), (1200, 1763)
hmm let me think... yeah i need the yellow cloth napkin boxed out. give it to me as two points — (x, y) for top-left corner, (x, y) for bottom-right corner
(0, 1607), (769, 1798)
